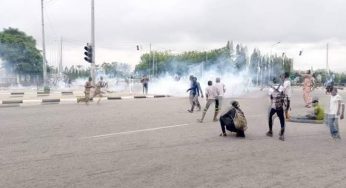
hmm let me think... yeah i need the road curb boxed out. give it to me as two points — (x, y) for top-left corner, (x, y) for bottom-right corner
(0, 95), (170, 107)
(10, 92), (24, 95)
(134, 95), (146, 99)
(42, 99), (61, 103)
(2, 100), (23, 104)
(107, 96), (122, 100)
(61, 91), (74, 95)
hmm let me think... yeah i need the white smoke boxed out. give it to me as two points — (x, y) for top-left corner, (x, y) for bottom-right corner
(147, 62), (258, 98)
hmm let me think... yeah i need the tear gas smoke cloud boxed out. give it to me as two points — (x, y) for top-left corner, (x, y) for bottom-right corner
(147, 60), (259, 98)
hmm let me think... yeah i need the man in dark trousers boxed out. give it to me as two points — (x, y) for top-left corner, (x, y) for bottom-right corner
(141, 75), (149, 95)
(266, 78), (286, 141)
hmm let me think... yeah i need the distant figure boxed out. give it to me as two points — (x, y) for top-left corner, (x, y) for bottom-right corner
(327, 88), (345, 139)
(68, 78), (72, 88)
(215, 77), (226, 112)
(78, 77), (94, 104)
(92, 76), (107, 104)
(325, 76), (334, 94)
(187, 75), (199, 113)
(302, 70), (314, 108)
(141, 75), (149, 95)
(194, 77), (204, 111)
(174, 74), (181, 81)
(266, 78), (286, 141)
(219, 101), (246, 138)
(198, 80), (219, 122)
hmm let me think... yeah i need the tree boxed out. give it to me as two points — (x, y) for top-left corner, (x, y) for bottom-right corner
(0, 28), (43, 75)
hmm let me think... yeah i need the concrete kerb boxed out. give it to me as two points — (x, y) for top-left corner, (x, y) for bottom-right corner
(2, 99), (23, 104)
(61, 91), (74, 95)
(134, 95), (146, 99)
(107, 96), (122, 100)
(0, 94), (171, 107)
(10, 92), (24, 95)
(42, 99), (60, 103)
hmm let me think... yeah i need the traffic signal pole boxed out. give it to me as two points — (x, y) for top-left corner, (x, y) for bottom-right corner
(91, 0), (96, 84)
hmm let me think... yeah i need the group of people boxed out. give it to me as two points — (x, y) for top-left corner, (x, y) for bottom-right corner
(188, 71), (345, 141)
(266, 71), (345, 141)
(78, 76), (108, 104)
(186, 76), (247, 138)
(298, 70), (345, 139)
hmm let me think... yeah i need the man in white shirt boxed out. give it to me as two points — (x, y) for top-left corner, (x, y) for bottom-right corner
(215, 77), (226, 111)
(282, 73), (292, 119)
(327, 88), (345, 139)
(198, 80), (220, 123)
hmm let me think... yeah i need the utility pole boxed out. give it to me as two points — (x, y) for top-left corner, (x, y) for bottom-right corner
(149, 43), (152, 78)
(91, 0), (96, 84)
(326, 43), (329, 75)
(59, 37), (63, 76)
(41, 0), (47, 87)
(152, 52), (155, 77)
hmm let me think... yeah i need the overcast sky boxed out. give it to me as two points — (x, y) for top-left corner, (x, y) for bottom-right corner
(1, 0), (346, 71)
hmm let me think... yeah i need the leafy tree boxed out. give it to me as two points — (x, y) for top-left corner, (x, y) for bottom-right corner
(0, 28), (43, 75)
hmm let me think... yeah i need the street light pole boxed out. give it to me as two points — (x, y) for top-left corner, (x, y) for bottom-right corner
(41, 0), (47, 87)
(90, 0), (96, 84)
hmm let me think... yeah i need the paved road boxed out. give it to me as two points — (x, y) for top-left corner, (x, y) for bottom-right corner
(1, 88), (346, 188)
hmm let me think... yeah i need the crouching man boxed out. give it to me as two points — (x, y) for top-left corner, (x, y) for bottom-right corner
(219, 101), (247, 138)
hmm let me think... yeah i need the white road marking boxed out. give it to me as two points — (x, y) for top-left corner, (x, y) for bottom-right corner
(121, 96), (134, 99)
(85, 123), (189, 139)
(22, 99), (42, 104)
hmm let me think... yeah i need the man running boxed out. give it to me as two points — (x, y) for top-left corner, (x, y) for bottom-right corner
(78, 77), (94, 104)
(92, 76), (107, 104)
(215, 77), (226, 113)
(194, 77), (204, 111)
(198, 80), (219, 122)
(187, 75), (199, 113)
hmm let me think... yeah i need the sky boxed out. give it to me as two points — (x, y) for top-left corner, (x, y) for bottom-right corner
(0, 0), (346, 72)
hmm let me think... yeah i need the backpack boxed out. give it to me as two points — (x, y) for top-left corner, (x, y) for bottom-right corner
(232, 109), (248, 131)
(271, 85), (285, 109)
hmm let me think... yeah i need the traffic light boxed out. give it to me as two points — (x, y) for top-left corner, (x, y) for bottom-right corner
(84, 44), (93, 63)
(136, 45), (140, 51)
(299, 50), (303, 56)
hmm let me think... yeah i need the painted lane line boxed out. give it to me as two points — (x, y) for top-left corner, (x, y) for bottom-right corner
(85, 123), (189, 139)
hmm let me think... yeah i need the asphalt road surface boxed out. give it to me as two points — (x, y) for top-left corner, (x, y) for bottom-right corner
(1, 88), (346, 188)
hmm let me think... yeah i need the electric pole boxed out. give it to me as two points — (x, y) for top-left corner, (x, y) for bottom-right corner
(326, 43), (329, 75)
(91, 0), (96, 83)
(41, 0), (48, 87)
(59, 37), (63, 76)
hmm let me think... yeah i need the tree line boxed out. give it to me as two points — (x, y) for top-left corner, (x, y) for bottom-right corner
(1, 27), (345, 86)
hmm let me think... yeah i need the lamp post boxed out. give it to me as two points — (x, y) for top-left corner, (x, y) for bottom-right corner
(40, 0), (47, 87)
